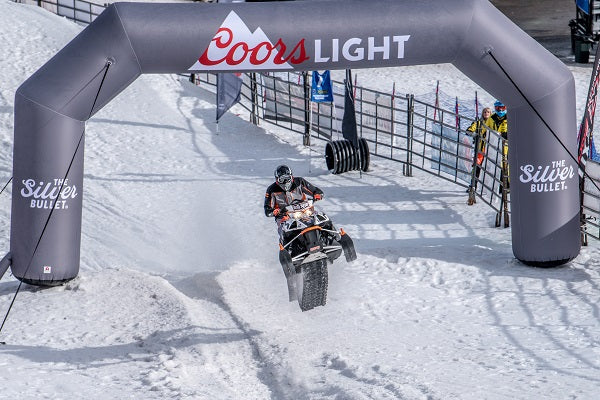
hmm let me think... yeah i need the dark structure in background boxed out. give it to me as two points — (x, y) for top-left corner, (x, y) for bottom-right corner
(491, 0), (576, 63)
(569, 0), (600, 62)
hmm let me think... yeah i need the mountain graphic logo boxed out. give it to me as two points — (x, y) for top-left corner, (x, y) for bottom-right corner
(189, 11), (308, 71)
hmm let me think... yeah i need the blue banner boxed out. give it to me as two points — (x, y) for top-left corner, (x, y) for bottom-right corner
(311, 70), (334, 103)
(577, 0), (590, 14)
(591, 136), (600, 161)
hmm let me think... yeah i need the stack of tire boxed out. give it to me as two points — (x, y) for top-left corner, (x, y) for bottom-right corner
(325, 138), (370, 174)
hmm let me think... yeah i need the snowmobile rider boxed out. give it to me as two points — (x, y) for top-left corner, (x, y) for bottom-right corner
(264, 165), (324, 243)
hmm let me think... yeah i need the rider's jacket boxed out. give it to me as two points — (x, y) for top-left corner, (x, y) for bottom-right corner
(264, 177), (324, 218)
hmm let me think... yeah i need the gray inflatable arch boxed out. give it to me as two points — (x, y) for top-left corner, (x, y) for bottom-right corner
(10, 0), (580, 284)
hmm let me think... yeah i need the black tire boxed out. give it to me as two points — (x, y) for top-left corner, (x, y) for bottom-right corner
(295, 257), (328, 312)
(359, 138), (370, 172)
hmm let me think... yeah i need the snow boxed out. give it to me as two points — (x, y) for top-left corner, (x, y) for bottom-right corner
(1, 1), (600, 399)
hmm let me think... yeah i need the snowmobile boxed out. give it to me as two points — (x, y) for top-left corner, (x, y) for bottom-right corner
(277, 199), (356, 311)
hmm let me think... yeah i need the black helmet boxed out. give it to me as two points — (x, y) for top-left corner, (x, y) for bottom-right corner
(274, 165), (293, 191)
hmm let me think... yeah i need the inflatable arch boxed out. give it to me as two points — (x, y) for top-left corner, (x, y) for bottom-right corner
(8, 0), (580, 285)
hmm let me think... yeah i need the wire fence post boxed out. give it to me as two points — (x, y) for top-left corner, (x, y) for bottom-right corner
(580, 129), (589, 246)
(454, 132), (460, 183)
(404, 94), (414, 177)
(501, 138), (510, 228)
(272, 75), (278, 125)
(390, 85), (395, 160)
(495, 137), (510, 228)
(375, 94), (379, 155)
(359, 86), (364, 148)
(303, 71), (310, 146)
(250, 72), (258, 125)
(580, 174), (589, 246)
(467, 127), (480, 205)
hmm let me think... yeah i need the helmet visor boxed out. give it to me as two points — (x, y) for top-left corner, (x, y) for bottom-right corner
(277, 174), (292, 186)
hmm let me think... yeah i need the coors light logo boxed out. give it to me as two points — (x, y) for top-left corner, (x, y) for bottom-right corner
(519, 159), (575, 193)
(189, 11), (410, 71)
(20, 178), (78, 210)
(190, 11), (307, 70)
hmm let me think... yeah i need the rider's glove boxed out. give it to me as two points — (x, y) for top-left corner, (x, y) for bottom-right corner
(314, 194), (322, 201)
(273, 208), (282, 217)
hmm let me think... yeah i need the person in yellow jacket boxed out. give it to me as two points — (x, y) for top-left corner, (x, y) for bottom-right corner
(490, 100), (508, 193)
(466, 107), (493, 190)
(490, 100), (508, 138)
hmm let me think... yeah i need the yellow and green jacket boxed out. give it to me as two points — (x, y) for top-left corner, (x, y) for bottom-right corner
(466, 117), (494, 153)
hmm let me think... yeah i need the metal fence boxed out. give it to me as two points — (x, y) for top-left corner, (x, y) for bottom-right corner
(191, 71), (511, 227)
(582, 160), (600, 242)
(17, 0), (106, 25)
